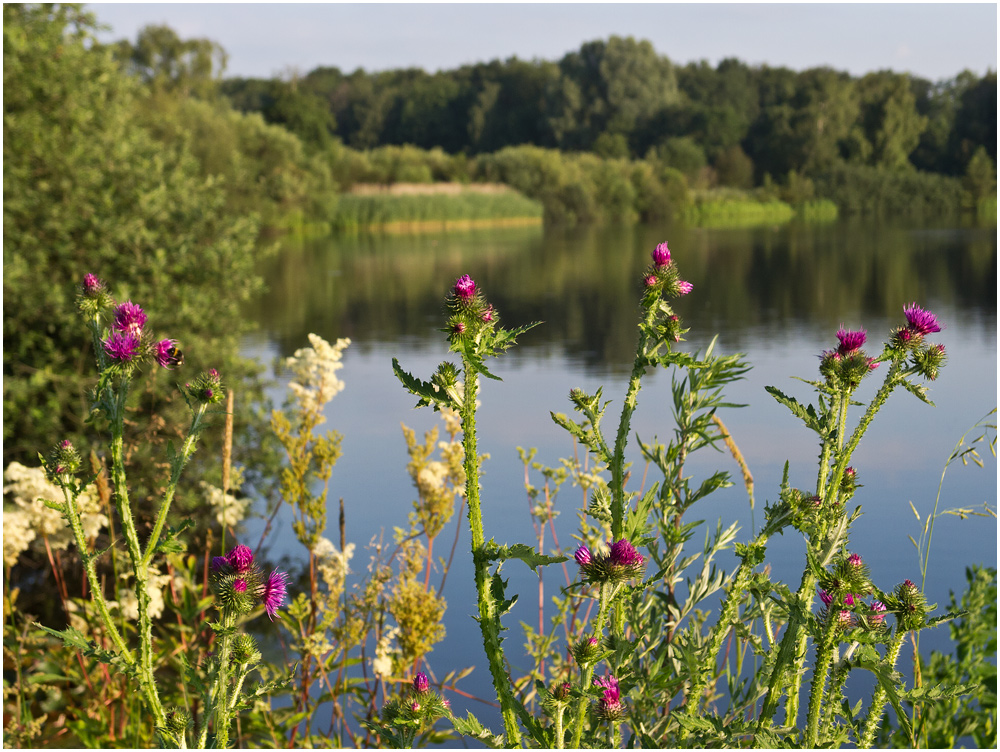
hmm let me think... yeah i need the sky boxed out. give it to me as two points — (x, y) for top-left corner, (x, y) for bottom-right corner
(88, 2), (998, 83)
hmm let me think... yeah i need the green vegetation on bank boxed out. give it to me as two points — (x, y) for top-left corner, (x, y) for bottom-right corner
(331, 188), (543, 233)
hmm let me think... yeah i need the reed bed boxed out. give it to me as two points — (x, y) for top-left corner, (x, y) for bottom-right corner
(331, 190), (543, 232)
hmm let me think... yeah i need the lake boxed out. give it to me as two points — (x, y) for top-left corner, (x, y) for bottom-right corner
(242, 217), (997, 736)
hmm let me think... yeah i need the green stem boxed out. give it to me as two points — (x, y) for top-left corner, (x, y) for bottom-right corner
(460, 365), (522, 747)
(554, 702), (565, 749)
(570, 582), (615, 749)
(141, 404), (209, 568)
(804, 614), (840, 747)
(213, 613), (237, 749)
(823, 642), (853, 738)
(859, 630), (906, 748)
(610, 305), (658, 539)
(107, 378), (167, 729)
(680, 546), (759, 741)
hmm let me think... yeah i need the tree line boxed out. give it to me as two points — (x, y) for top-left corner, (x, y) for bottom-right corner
(215, 35), (995, 189)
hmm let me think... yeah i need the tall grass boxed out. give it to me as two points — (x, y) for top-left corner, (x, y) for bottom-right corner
(330, 190), (543, 232)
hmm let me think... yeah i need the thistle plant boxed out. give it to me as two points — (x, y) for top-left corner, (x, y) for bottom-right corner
(394, 273), (552, 745)
(27, 274), (289, 748)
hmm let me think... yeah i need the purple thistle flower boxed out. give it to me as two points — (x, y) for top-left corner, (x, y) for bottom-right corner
(225, 544), (254, 572)
(847, 553), (863, 568)
(413, 672), (429, 693)
(836, 327), (867, 354)
(210, 555), (228, 571)
(112, 300), (147, 335)
(155, 339), (183, 369)
(844, 593), (856, 607)
(651, 242), (671, 268)
(481, 305), (495, 323)
(608, 539), (644, 568)
(819, 589), (833, 607)
(903, 304), (942, 336)
(208, 368), (220, 378)
(262, 569), (288, 620)
(644, 274), (659, 288)
(452, 321), (467, 335)
(574, 545), (592, 567)
(676, 280), (693, 296)
(410, 701), (421, 713)
(453, 274), (476, 300)
(837, 610), (853, 628)
(83, 273), (103, 295)
(233, 578), (247, 593)
(588, 636), (598, 646)
(871, 600), (887, 625)
(103, 331), (139, 362)
(593, 673), (623, 718)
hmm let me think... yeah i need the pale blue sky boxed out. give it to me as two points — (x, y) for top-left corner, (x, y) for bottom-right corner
(89, 2), (997, 82)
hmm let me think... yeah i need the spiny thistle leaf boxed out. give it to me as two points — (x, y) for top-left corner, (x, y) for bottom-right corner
(451, 712), (506, 748)
(765, 386), (823, 433)
(494, 543), (567, 573)
(899, 378), (935, 406)
(392, 358), (454, 409)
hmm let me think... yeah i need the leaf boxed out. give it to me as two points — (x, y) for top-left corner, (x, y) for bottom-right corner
(392, 358), (452, 409)
(765, 386), (823, 433)
(451, 711), (505, 748)
(150, 519), (194, 557)
(901, 682), (979, 703)
(494, 543), (566, 573)
(899, 378), (935, 406)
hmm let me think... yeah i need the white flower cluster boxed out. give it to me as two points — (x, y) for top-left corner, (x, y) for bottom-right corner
(285, 334), (351, 419)
(201, 477), (249, 527)
(3, 462), (108, 566)
(371, 624), (400, 678)
(416, 461), (449, 497)
(118, 566), (173, 620)
(313, 536), (355, 595)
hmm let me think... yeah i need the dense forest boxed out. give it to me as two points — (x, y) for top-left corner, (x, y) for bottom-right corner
(110, 22), (997, 223)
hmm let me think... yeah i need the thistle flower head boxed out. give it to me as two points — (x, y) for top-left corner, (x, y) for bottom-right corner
(572, 635), (602, 666)
(870, 600), (887, 625)
(155, 339), (183, 369)
(46, 439), (81, 479)
(413, 672), (429, 694)
(593, 673), (623, 721)
(262, 569), (288, 620)
(903, 303), (942, 336)
(644, 274), (659, 288)
(226, 544), (254, 572)
(103, 331), (140, 363)
(187, 369), (225, 405)
(453, 274), (476, 301)
(651, 242), (671, 268)
(819, 588), (833, 607)
(608, 538), (644, 568)
(574, 545), (592, 567)
(232, 633), (262, 665)
(112, 300), (147, 336)
(675, 280), (693, 296)
(836, 327), (867, 354)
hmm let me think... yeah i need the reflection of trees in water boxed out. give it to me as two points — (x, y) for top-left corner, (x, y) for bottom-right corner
(249, 221), (996, 372)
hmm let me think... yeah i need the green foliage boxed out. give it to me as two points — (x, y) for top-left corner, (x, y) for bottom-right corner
(813, 163), (966, 216)
(330, 189), (542, 232)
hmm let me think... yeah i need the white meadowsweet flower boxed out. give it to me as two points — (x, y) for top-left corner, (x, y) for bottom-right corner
(416, 461), (449, 496)
(371, 625), (400, 678)
(3, 508), (36, 567)
(118, 567), (173, 621)
(286, 334), (351, 419)
(201, 481), (249, 527)
(313, 536), (354, 594)
(3, 462), (106, 551)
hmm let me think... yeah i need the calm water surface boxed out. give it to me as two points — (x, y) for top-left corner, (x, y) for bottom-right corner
(243, 218), (997, 734)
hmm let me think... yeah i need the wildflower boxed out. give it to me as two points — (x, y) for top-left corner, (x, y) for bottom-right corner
(870, 600), (887, 625)
(836, 327), (867, 355)
(903, 303), (942, 336)
(413, 672), (429, 693)
(574, 545), (592, 567)
(103, 331), (140, 362)
(82, 273), (103, 295)
(187, 369), (225, 405)
(676, 280), (694, 296)
(286, 334), (350, 418)
(644, 274), (659, 288)
(481, 304), (495, 323)
(453, 274), (476, 301)
(452, 321), (467, 335)
(652, 242), (671, 267)
(410, 701), (421, 713)
(112, 300), (147, 336)
(262, 569), (288, 620)
(46, 439), (81, 479)
(155, 339), (183, 369)
(593, 673), (624, 721)
(819, 589), (833, 607)
(608, 539), (644, 569)
(226, 544), (254, 572)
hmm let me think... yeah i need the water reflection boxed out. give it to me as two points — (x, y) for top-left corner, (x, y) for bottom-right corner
(251, 220), (996, 372)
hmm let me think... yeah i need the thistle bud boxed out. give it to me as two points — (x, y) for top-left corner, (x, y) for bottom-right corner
(78, 273), (114, 316)
(413, 671), (429, 694)
(46, 440), (82, 480)
(572, 635), (601, 667)
(232, 633), (262, 665)
(651, 242), (671, 268)
(187, 369), (225, 405)
(162, 707), (191, 736)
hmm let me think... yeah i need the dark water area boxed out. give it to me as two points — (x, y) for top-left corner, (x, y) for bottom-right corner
(242, 217), (997, 738)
